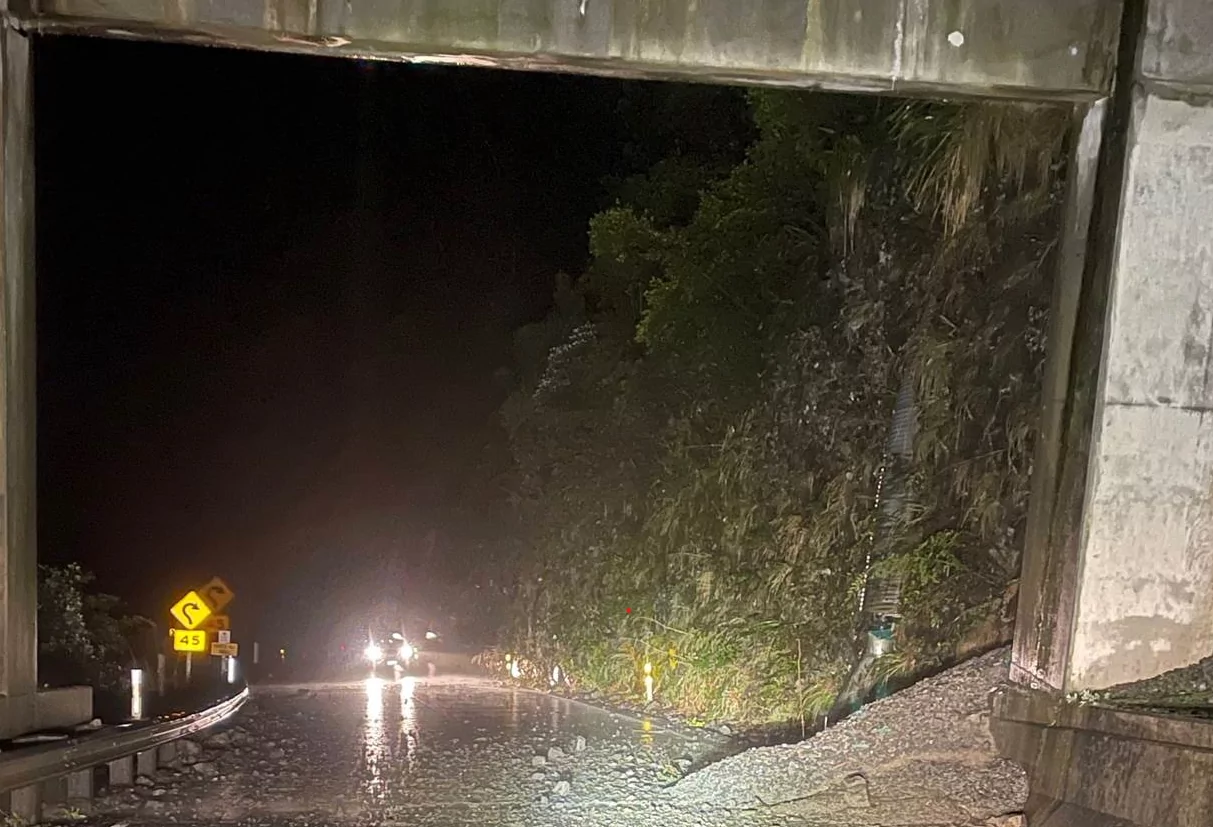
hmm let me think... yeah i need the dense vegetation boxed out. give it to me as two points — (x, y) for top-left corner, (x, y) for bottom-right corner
(469, 88), (1069, 724)
(38, 563), (154, 691)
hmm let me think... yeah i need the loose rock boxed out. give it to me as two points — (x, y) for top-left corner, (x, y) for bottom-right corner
(843, 772), (870, 808)
(177, 739), (203, 763)
(190, 761), (218, 779)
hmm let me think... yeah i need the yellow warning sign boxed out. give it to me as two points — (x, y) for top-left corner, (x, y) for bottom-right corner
(170, 591), (212, 630)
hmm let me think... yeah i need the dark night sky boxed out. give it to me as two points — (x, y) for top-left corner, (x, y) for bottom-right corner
(35, 35), (652, 643)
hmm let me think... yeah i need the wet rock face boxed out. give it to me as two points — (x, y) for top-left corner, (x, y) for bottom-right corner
(81, 664), (1017, 827)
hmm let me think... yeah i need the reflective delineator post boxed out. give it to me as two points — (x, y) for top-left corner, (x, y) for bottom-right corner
(226, 656), (237, 684)
(156, 653), (166, 695)
(185, 652), (193, 684)
(130, 668), (144, 720)
(644, 662), (654, 703)
(253, 641), (260, 665)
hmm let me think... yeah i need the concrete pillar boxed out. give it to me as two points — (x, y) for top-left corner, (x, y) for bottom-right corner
(136, 748), (157, 777)
(8, 784), (40, 822)
(0, 11), (38, 741)
(108, 755), (135, 787)
(1014, 0), (1213, 692)
(66, 768), (93, 802)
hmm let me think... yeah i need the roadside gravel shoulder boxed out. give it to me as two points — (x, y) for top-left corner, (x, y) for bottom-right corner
(668, 647), (1026, 825)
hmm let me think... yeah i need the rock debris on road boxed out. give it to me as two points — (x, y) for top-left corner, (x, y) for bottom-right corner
(75, 655), (1023, 827)
(672, 647), (1027, 824)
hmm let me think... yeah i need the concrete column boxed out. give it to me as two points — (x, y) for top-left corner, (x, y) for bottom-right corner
(8, 784), (40, 822)
(136, 748), (158, 777)
(108, 755), (135, 787)
(66, 768), (93, 802)
(1014, 0), (1213, 692)
(0, 13), (38, 740)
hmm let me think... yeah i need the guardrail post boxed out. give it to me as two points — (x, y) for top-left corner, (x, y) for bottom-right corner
(66, 768), (92, 803)
(9, 783), (40, 822)
(107, 755), (134, 787)
(158, 741), (178, 765)
(136, 749), (157, 778)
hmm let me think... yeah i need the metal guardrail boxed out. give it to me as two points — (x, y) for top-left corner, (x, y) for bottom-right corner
(0, 687), (249, 794)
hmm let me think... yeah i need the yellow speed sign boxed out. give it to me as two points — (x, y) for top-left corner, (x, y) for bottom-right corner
(172, 628), (207, 653)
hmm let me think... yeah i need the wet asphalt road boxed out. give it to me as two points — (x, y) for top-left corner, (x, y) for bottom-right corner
(86, 676), (784, 827)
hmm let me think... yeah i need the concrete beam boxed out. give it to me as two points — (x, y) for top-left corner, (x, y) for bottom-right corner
(26, 0), (1120, 100)
(0, 13), (37, 741)
(993, 687), (1213, 826)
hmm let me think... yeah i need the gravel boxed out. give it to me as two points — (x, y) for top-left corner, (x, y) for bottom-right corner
(671, 647), (1027, 823)
(80, 660), (1023, 827)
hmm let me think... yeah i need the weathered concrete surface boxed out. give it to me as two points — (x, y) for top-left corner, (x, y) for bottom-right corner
(1013, 0), (1213, 694)
(33, 684), (94, 729)
(1069, 93), (1213, 690)
(26, 0), (1121, 99)
(0, 15), (40, 740)
(992, 686), (1213, 826)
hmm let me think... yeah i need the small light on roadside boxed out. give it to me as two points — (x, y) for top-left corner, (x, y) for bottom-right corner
(509, 659), (522, 679)
(226, 657), (237, 684)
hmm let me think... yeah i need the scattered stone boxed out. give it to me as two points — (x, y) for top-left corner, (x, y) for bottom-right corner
(530, 771), (545, 780)
(842, 772), (870, 808)
(135, 775), (154, 787)
(41, 802), (87, 821)
(177, 740), (203, 763)
(553, 780), (571, 796)
(717, 724), (733, 736)
(151, 789), (167, 798)
(204, 731), (231, 748)
(140, 800), (167, 815)
(573, 735), (587, 753)
(267, 747), (286, 760)
(190, 761), (218, 779)
(532, 754), (547, 767)
(547, 746), (565, 761)
(985, 816), (1026, 827)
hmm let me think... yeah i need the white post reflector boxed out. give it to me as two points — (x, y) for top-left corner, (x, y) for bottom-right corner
(130, 668), (145, 720)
